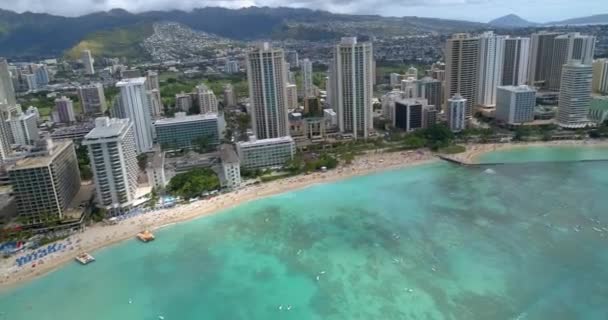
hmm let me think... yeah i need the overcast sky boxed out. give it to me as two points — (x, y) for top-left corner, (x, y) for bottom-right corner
(0, 0), (606, 23)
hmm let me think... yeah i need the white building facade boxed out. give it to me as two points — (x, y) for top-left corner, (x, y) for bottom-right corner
(116, 77), (154, 153)
(447, 95), (467, 132)
(557, 61), (593, 128)
(495, 85), (536, 125)
(236, 136), (295, 170)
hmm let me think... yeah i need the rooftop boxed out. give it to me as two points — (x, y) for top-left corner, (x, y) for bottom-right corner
(116, 77), (146, 87)
(219, 144), (239, 164)
(238, 136), (294, 148)
(498, 85), (536, 92)
(84, 117), (130, 140)
(11, 140), (73, 170)
(154, 113), (218, 125)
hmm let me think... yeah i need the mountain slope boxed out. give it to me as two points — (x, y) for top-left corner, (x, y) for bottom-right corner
(489, 14), (538, 28)
(65, 23), (154, 61)
(548, 14), (608, 26)
(0, 7), (491, 58)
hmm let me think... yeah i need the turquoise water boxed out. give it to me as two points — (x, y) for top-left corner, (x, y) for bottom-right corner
(2, 146), (608, 319)
(478, 144), (608, 163)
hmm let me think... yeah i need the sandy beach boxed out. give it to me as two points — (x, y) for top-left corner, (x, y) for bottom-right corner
(0, 149), (436, 288)
(3, 139), (608, 289)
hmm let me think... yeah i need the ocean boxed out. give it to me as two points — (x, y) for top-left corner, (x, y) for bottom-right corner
(2, 146), (608, 320)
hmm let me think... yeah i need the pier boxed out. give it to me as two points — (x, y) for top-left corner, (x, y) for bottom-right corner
(436, 155), (608, 167)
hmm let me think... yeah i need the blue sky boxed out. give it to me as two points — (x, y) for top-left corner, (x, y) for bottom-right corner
(0, 0), (605, 22)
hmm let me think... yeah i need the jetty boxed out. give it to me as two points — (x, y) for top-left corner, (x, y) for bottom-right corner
(436, 155), (608, 167)
(75, 252), (95, 265)
(137, 230), (155, 242)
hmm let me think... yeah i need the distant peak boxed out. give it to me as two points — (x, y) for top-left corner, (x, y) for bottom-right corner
(489, 14), (537, 28)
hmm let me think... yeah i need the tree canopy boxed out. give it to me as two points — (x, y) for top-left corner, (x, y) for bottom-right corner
(167, 168), (220, 200)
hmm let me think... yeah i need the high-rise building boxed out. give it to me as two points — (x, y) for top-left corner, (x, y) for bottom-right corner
(8, 111), (39, 145)
(417, 76), (443, 108)
(401, 77), (417, 98)
(445, 33), (479, 118)
(175, 92), (192, 113)
(0, 58), (16, 107)
(196, 84), (218, 114)
(286, 83), (298, 109)
(236, 136), (295, 170)
(34, 64), (49, 87)
(78, 83), (107, 116)
(495, 85), (536, 125)
(9, 140), (81, 225)
(54, 96), (76, 123)
(219, 144), (241, 189)
(147, 89), (163, 118)
(557, 61), (593, 128)
(83, 117), (138, 215)
(0, 58), (15, 161)
(547, 33), (595, 91)
(502, 37), (530, 86)
(423, 105), (438, 128)
(477, 31), (506, 108)
(301, 58), (314, 98)
(82, 50), (95, 75)
(528, 32), (560, 88)
(406, 66), (418, 79)
(447, 95), (467, 132)
(154, 112), (221, 150)
(330, 37), (374, 139)
(223, 84), (237, 108)
(246, 42), (289, 139)
(225, 60), (239, 74)
(393, 99), (424, 132)
(390, 73), (403, 87)
(286, 50), (299, 68)
(24, 74), (37, 91)
(592, 59), (608, 95)
(115, 77), (154, 153)
(145, 70), (160, 91)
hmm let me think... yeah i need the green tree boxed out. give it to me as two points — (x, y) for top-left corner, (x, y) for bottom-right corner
(167, 168), (220, 200)
(193, 136), (211, 154)
(137, 154), (148, 171)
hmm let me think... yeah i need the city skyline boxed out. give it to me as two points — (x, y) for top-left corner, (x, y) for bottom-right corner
(1, 0), (607, 23)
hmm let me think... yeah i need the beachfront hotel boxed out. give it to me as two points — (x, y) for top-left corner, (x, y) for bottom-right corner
(219, 144), (242, 189)
(557, 61), (593, 128)
(447, 95), (467, 132)
(444, 33), (479, 118)
(495, 85), (536, 125)
(236, 136), (295, 170)
(154, 112), (221, 151)
(329, 37), (374, 139)
(8, 139), (81, 225)
(246, 42), (290, 140)
(83, 117), (139, 215)
(115, 77), (154, 154)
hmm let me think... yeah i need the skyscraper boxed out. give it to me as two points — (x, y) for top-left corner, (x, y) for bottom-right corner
(496, 85), (536, 125)
(196, 84), (218, 114)
(286, 84), (298, 109)
(502, 37), (530, 86)
(175, 92), (192, 113)
(225, 60), (239, 74)
(78, 83), (107, 116)
(7, 111), (39, 145)
(557, 61), (593, 128)
(445, 33), (479, 118)
(82, 50), (95, 75)
(330, 37), (374, 139)
(301, 58), (314, 98)
(528, 32), (560, 88)
(246, 42), (289, 139)
(223, 84), (237, 108)
(593, 59), (608, 95)
(115, 78), (154, 153)
(54, 96), (76, 123)
(477, 31), (506, 108)
(416, 76), (443, 108)
(9, 140), (81, 225)
(83, 117), (138, 216)
(447, 95), (467, 132)
(547, 33), (595, 91)
(0, 58), (15, 161)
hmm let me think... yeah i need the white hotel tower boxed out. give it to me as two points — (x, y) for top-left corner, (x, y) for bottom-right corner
(116, 77), (154, 153)
(330, 37), (374, 139)
(83, 117), (139, 215)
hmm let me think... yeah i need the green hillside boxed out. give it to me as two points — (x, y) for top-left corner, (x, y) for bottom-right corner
(65, 23), (153, 60)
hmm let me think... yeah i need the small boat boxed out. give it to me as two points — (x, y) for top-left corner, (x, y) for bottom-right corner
(75, 253), (95, 265)
(137, 230), (155, 242)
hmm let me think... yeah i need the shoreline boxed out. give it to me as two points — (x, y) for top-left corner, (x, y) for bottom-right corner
(0, 150), (436, 289)
(2, 139), (608, 290)
(452, 139), (608, 164)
